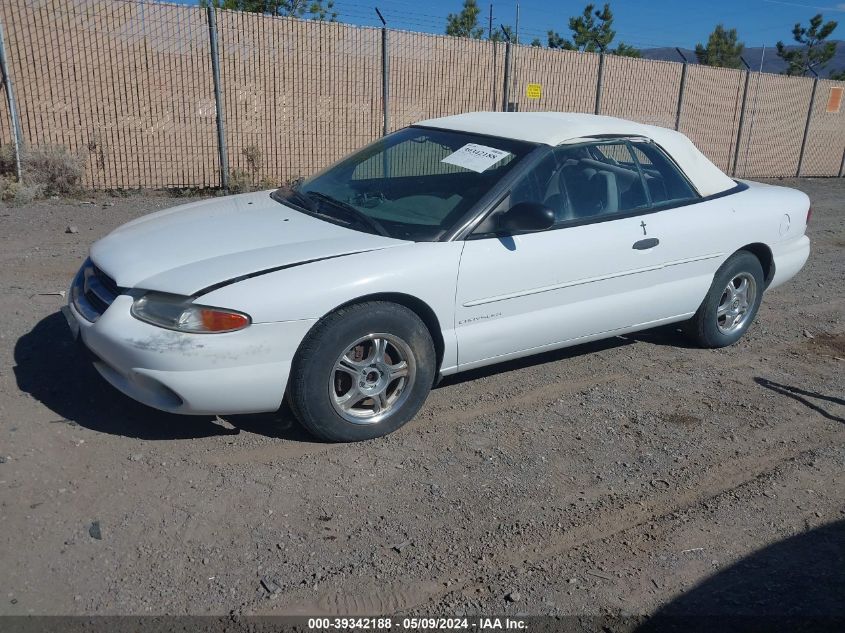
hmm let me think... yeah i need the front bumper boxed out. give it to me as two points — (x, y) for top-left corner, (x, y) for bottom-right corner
(65, 295), (316, 415)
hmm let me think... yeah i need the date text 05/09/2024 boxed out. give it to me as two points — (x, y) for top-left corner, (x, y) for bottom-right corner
(307, 617), (528, 630)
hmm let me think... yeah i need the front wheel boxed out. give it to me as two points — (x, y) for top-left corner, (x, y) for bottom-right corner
(287, 301), (436, 442)
(685, 250), (765, 348)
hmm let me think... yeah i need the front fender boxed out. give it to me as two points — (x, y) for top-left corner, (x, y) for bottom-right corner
(199, 242), (465, 373)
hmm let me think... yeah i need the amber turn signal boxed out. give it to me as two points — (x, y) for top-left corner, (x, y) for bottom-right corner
(199, 308), (250, 332)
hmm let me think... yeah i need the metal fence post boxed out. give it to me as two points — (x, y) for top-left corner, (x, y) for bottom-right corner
(489, 4), (496, 110)
(501, 40), (511, 112)
(674, 48), (688, 131)
(206, 7), (229, 190)
(594, 53), (604, 115)
(374, 9), (390, 134)
(839, 146), (845, 178)
(491, 40), (497, 110)
(795, 75), (818, 177)
(381, 27), (390, 135)
(0, 20), (23, 182)
(732, 69), (752, 177)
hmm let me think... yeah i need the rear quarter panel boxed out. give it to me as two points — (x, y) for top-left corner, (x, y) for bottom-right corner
(733, 179), (810, 245)
(680, 180), (810, 301)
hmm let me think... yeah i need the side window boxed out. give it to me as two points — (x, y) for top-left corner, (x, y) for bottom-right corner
(470, 152), (560, 236)
(590, 142), (637, 168)
(509, 152), (560, 208)
(469, 139), (701, 238)
(551, 142), (649, 222)
(629, 142), (699, 204)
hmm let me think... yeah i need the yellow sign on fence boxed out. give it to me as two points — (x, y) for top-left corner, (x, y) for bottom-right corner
(827, 86), (843, 113)
(526, 83), (542, 99)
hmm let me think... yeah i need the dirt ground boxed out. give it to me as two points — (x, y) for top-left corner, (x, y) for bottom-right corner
(0, 179), (843, 623)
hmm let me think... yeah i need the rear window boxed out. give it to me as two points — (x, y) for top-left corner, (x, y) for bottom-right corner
(629, 143), (699, 205)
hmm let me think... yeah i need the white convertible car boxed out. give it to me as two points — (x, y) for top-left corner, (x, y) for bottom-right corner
(64, 112), (810, 441)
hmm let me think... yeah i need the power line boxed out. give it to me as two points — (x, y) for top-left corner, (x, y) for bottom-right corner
(760, 0), (845, 11)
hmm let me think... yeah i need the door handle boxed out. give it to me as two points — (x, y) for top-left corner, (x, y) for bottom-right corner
(632, 237), (659, 250)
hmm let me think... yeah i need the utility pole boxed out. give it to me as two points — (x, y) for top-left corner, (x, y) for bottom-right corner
(514, 3), (519, 44)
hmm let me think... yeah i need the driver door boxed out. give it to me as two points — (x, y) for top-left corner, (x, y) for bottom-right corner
(454, 140), (673, 369)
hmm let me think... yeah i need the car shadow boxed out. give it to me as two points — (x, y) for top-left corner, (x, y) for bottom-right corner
(621, 323), (699, 349)
(227, 403), (318, 443)
(15, 313), (708, 440)
(754, 377), (844, 423)
(13, 312), (311, 441)
(636, 519), (845, 632)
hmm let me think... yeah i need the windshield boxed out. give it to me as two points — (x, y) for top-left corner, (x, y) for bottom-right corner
(274, 127), (537, 241)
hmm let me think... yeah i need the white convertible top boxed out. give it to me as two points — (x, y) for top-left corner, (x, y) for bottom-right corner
(416, 112), (737, 197)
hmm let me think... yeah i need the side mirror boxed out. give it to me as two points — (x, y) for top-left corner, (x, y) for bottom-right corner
(498, 201), (555, 234)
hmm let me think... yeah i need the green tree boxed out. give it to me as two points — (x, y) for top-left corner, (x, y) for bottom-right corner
(695, 24), (744, 68)
(490, 25), (517, 43)
(547, 3), (639, 57)
(547, 30), (569, 49)
(831, 69), (845, 80)
(530, 37), (542, 47)
(547, 3), (613, 52)
(445, 0), (484, 39)
(200, 0), (337, 20)
(613, 41), (641, 58)
(776, 13), (838, 76)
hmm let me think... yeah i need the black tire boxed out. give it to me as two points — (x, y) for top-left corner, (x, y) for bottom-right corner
(287, 301), (436, 442)
(684, 250), (765, 349)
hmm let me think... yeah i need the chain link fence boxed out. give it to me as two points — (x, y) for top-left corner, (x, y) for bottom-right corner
(1, 0), (843, 190)
(677, 65), (746, 173)
(214, 10), (383, 188)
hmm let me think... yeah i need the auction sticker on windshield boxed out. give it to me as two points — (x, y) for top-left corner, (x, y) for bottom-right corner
(441, 143), (511, 173)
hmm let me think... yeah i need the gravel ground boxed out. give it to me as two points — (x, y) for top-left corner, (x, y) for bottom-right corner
(0, 179), (843, 621)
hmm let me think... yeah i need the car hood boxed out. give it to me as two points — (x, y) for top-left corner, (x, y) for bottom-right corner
(90, 190), (409, 296)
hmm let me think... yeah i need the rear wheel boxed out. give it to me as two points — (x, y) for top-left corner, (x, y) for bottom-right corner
(685, 251), (764, 348)
(288, 301), (436, 442)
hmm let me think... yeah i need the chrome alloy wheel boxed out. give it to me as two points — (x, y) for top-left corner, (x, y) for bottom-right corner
(329, 333), (416, 424)
(716, 272), (757, 334)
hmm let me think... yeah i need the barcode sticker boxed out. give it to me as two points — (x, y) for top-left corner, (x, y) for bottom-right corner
(441, 144), (511, 173)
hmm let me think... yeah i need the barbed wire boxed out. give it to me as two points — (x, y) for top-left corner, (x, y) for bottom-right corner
(39, 0), (825, 51)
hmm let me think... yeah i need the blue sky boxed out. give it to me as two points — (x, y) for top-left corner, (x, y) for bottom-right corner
(342, 0), (845, 48)
(177, 0), (845, 48)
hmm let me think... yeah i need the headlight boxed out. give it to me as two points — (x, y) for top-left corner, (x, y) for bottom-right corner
(130, 293), (251, 333)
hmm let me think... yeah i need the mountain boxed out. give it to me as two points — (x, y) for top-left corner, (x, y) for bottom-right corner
(640, 41), (845, 77)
